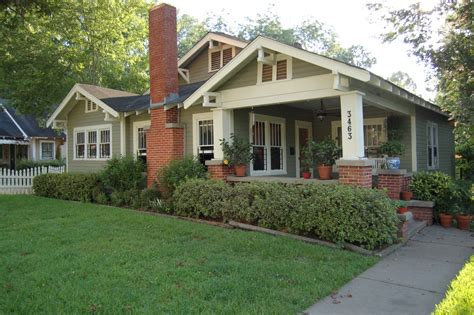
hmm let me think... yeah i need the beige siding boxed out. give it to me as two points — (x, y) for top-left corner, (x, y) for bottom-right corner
(187, 49), (214, 83)
(67, 101), (120, 173)
(180, 106), (213, 156)
(292, 58), (331, 79)
(126, 113), (151, 156)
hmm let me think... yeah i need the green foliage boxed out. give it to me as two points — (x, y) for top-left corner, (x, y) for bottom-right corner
(110, 189), (141, 208)
(434, 256), (474, 315)
(387, 71), (417, 93)
(410, 172), (457, 214)
(149, 198), (171, 213)
(139, 187), (162, 210)
(452, 180), (473, 216)
(300, 144), (314, 172)
(33, 173), (99, 202)
(220, 134), (254, 166)
(311, 138), (340, 166)
(157, 156), (208, 197)
(379, 141), (405, 157)
(95, 191), (109, 205)
(173, 180), (399, 249)
(16, 159), (65, 170)
(457, 141), (474, 180)
(100, 156), (145, 193)
(173, 179), (231, 219)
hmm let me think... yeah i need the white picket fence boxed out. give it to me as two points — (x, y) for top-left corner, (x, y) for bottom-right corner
(0, 166), (65, 195)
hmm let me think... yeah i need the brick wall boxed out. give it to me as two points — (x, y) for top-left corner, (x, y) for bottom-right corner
(378, 174), (405, 199)
(338, 165), (372, 188)
(207, 164), (234, 180)
(410, 206), (434, 225)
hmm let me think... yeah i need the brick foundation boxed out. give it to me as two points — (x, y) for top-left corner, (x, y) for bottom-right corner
(207, 164), (234, 180)
(397, 220), (409, 240)
(410, 206), (434, 225)
(337, 160), (373, 188)
(377, 169), (412, 200)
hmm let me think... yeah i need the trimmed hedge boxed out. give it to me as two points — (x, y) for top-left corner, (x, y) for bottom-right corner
(173, 180), (399, 249)
(33, 173), (99, 202)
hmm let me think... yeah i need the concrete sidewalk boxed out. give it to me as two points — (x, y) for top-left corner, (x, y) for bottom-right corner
(305, 225), (474, 315)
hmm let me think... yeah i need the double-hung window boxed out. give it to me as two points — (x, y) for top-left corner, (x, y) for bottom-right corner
(132, 121), (149, 163)
(250, 114), (286, 175)
(40, 141), (55, 160)
(74, 125), (111, 160)
(193, 113), (214, 165)
(427, 122), (439, 169)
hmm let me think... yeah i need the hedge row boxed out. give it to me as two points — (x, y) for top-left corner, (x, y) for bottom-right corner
(33, 173), (100, 202)
(173, 179), (399, 250)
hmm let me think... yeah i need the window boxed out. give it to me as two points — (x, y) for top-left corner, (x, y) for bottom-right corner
(250, 114), (286, 175)
(208, 45), (235, 72)
(258, 55), (292, 84)
(16, 145), (28, 160)
(193, 113), (214, 165)
(0, 146), (3, 160)
(85, 99), (98, 113)
(74, 125), (112, 160)
(427, 122), (439, 169)
(40, 141), (55, 160)
(132, 121), (149, 163)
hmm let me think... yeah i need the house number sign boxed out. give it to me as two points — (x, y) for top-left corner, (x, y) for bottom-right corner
(347, 110), (352, 140)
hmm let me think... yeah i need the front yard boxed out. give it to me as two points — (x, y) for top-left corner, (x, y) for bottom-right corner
(0, 196), (377, 314)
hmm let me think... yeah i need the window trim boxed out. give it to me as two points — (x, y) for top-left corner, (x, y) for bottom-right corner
(257, 54), (292, 85)
(208, 44), (236, 73)
(331, 117), (387, 148)
(39, 140), (55, 160)
(249, 113), (287, 176)
(426, 121), (439, 170)
(132, 120), (150, 158)
(73, 124), (112, 161)
(192, 112), (214, 156)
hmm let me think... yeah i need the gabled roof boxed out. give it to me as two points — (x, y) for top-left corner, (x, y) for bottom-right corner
(178, 32), (248, 68)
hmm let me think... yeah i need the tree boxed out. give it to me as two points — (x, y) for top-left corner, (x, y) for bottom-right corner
(387, 71), (417, 93)
(368, 0), (473, 179)
(0, 0), (150, 117)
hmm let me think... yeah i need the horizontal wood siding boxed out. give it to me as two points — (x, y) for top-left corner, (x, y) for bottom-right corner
(67, 101), (120, 173)
(292, 58), (331, 79)
(415, 107), (454, 175)
(187, 49), (214, 83)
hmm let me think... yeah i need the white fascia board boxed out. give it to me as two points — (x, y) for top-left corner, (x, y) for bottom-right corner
(178, 33), (247, 68)
(183, 36), (371, 109)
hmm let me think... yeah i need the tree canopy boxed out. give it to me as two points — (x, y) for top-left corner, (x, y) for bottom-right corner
(387, 71), (417, 93)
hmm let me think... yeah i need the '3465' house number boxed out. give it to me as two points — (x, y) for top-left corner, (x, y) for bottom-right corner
(347, 110), (352, 140)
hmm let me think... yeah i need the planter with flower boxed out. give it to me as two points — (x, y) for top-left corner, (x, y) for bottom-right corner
(300, 144), (314, 179)
(396, 200), (408, 214)
(312, 138), (340, 180)
(453, 181), (473, 230)
(220, 134), (254, 177)
(379, 140), (405, 169)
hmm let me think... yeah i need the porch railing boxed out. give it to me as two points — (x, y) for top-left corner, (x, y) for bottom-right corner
(0, 166), (65, 195)
(333, 158), (386, 175)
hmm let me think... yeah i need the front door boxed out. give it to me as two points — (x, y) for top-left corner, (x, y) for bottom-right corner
(295, 121), (313, 178)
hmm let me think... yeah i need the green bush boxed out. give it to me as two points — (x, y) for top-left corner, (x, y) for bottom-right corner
(100, 156), (145, 192)
(16, 159), (65, 170)
(110, 189), (141, 208)
(140, 187), (161, 210)
(157, 156), (208, 197)
(173, 180), (399, 249)
(410, 171), (457, 214)
(33, 173), (99, 202)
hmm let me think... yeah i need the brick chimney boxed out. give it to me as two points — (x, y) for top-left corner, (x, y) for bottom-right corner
(147, 3), (184, 187)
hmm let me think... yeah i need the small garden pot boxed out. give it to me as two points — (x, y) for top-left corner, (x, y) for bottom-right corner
(302, 172), (311, 179)
(386, 157), (400, 169)
(398, 207), (408, 214)
(456, 215), (471, 230)
(439, 213), (453, 228)
(317, 165), (332, 180)
(400, 191), (413, 201)
(234, 164), (246, 177)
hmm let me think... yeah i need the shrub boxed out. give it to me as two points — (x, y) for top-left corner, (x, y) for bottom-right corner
(100, 156), (145, 192)
(95, 191), (109, 205)
(157, 156), (208, 197)
(110, 189), (141, 208)
(149, 198), (171, 213)
(16, 159), (65, 170)
(410, 171), (457, 214)
(220, 134), (254, 166)
(140, 187), (161, 210)
(173, 179), (230, 219)
(33, 173), (99, 202)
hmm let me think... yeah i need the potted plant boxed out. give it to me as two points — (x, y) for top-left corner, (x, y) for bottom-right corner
(400, 190), (413, 201)
(379, 140), (405, 169)
(312, 138), (340, 180)
(300, 144), (313, 179)
(439, 210), (453, 228)
(456, 210), (472, 230)
(396, 200), (408, 214)
(220, 134), (254, 177)
(453, 182), (473, 230)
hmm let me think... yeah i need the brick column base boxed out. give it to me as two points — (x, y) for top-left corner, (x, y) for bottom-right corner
(206, 160), (234, 180)
(336, 160), (373, 188)
(397, 220), (409, 240)
(377, 169), (411, 199)
(408, 200), (435, 225)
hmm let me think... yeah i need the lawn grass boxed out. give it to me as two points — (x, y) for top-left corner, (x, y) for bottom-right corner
(0, 195), (377, 314)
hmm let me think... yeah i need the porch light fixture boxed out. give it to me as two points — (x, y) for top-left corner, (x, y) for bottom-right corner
(316, 99), (328, 121)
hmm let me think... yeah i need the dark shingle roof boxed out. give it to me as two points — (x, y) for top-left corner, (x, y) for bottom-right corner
(0, 107), (23, 138)
(101, 81), (206, 112)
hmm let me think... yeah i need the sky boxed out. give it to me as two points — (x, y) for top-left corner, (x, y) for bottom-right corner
(166, 0), (440, 101)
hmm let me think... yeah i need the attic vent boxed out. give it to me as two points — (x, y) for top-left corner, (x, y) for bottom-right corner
(276, 60), (287, 80)
(210, 51), (221, 71)
(208, 45), (236, 72)
(85, 100), (98, 113)
(222, 48), (233, 66)
(261, 64), (273, 82)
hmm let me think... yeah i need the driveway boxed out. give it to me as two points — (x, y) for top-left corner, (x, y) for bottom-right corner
(305, 225), (474, 315)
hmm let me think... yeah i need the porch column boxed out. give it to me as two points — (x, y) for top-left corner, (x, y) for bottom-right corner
(340, 92), (365, 159)
(211, 108), (233, 160)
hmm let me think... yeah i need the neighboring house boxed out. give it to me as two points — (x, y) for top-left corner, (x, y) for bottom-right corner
(0, 102), (65, 169)
(47, 4), (454, 184)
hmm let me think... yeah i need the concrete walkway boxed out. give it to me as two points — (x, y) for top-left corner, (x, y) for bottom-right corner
(305, 225), (474, 315)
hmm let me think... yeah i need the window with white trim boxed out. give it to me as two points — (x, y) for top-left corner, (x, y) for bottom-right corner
(427, 122), (439, 169)
(208, 44), (236, 72)
(40, 141), (55, 160)
(74, 125), (112, 160)
(250, 114), (286, 175)
(132, 121), (149, 163)
(85, 100), (98, 113)
(192, 113), (214, 165)
(258, 55), (292, 84)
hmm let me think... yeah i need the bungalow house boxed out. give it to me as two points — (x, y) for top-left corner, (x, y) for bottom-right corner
(0, 102), (65, 169)
(47, 4), (454, 188)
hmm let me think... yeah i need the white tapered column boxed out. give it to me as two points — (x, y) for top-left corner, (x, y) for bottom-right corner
(340, 92), (365, 159)
(211, 108), (233, 160)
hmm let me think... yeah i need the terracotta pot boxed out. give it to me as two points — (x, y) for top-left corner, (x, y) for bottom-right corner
(400, 191), (413, 201)
(317, 165), (332, 180)
(234, 164), (246, 177)
(439, 213), (453, 228)
(456, 215), (471, 230)
(302, 172), (311, 179)
(398, 207), (408, 214)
